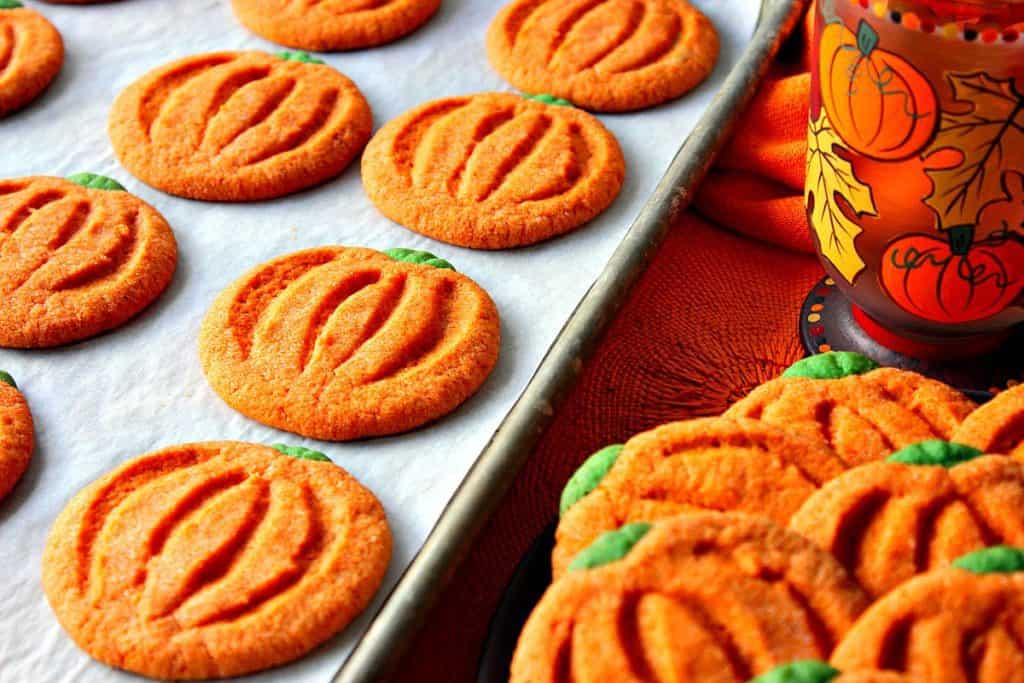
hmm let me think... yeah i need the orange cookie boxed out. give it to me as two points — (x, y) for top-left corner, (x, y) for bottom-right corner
(0, 2), (63, 117)
(512, 513), (869, 682)
(361, 92), (625, 249)
(0, 174), (177, 348)
(230, 0), (441, 51)
(551, 416), (847, 578)
(109, 51), (372, 201)
(791, 440), (1024, 598)
(0, 371), (33, 500)
(831, 546), (1024, 679)
(42, 441), (391, 679)
(200, 247), (501, 440)
(725, 352), (977, 469)
(954, 383), (1024, 458)
(486, 0), (719, 112)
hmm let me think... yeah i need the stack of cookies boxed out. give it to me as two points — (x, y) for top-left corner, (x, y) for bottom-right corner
(513, 352), (1024, 682)
(1, 0), (727, 678)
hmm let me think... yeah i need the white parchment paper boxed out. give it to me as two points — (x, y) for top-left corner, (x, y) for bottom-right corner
(0, 0), (757, 680)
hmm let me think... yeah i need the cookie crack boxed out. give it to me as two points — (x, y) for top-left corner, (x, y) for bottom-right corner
(50, 209), (142, 294)
(195, 66), (273, 151)
(298, 269), (383, 371)
(466, 114), (553, 203)
(545, 0), (614, 67)
(578, 0), (646, 73)
(240, 86), (340, 167)
(0, 22), (15, 79)
(140, 55), (237, 139)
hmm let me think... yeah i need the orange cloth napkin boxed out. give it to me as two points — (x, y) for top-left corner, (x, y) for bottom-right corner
(390, 8), (824, 681)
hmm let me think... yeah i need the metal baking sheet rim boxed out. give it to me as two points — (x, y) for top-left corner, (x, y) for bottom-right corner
(334, 1), (808, 680)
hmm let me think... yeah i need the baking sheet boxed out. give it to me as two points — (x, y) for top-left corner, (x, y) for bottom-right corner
(0, 0), (758, 680)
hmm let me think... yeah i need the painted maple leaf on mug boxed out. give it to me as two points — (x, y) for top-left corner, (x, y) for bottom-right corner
(924, 72), (1024, 232)
(871, 70), (1024, 325)
(806, 109), (878, 284)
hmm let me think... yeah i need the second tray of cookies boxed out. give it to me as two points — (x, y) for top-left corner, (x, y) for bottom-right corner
(0, 0), (759, 681)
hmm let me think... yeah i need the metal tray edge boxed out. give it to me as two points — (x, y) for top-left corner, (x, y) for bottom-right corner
(335, 2), (807, 679)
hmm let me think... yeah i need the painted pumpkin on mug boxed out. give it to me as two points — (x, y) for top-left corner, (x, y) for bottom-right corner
(818, 19), (938, 161)
(880, 171), (1024, 324)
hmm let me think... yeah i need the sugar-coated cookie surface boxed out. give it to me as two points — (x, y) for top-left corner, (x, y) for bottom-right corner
(0, 3), (63, 117)
(0, 176), (177, 348)
(361, 92), (625, 249)
(551, 416), (846, 577)
(42, 441), (391, 680)
(791, 451), (1024, 598)
(954, 383), (1024, 458)
(487, 0), (719, 112)
(109, 51), (372, 201)
(725, 367), (977, 468)
(230, 0), (441, 51)
(0, 376), (33, 501)
(200, 246), (501, 440)
(831, 563), (1024, 678)
(513, 513), (869, 682)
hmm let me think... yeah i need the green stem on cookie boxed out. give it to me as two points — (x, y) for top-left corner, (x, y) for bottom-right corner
(271, 444), (332, 463)
(559, 444), (624, 516)
(384, 248), (455, 271)
(568, 522), (651, 571)
(782, 351), (879, 379)
(887, 440), (983, 468)
(749, 661), (841, 683)
(276, 51), (326, 65)
(67, 173), (126, 192)
(522, 93), (574, 108)
(953, 546), (1024, 574)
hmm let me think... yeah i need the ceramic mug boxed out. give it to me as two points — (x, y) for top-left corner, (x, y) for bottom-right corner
(806, 0), (1024, 354)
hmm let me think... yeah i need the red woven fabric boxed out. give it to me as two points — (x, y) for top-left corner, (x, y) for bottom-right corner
(390, 7), (824, 681)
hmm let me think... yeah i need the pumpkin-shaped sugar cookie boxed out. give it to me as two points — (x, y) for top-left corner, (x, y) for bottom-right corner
(486, 0), (719, 112)
(725, 352), (976, 468)
(0, 1), (62, 117)
(42, 441), (391, 679)
(0, 175), (177, 348)
(513, 513), (869, 683)
(954, 383), (1024, 458)
(832, 547), (1024, 679)
(109, 51), (372, 201)
(361, 92), (625, 249)
(551, 416), (846, 577)
(791, 440), (1024, 598)
(200, 247), (500, 440)
(230, 0), (441, 51)
(0, 371), (32, 500)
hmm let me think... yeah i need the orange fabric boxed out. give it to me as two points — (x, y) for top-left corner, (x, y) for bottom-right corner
(391, 7), (823, 681)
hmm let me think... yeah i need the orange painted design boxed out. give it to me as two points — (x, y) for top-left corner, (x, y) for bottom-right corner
(818, 19), (938, 160)
(880, 229), (1024, 324)
(852, 148), (962, 241)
